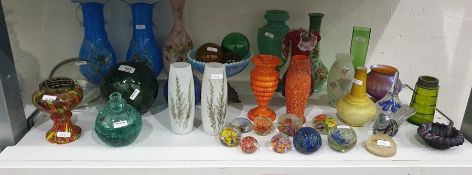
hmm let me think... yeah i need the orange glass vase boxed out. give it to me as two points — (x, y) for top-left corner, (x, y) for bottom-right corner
(285, 55), (312, 123)
(249, 54), (281, 121)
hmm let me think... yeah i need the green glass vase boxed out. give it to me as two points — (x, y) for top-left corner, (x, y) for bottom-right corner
(257, 10), (290, 71)
(350, 26), (371, 68)
(308, 13), (328, 93)
(408, 76), (439, 125)
(100, 62), (158, 114)
(95, 92), (142, 147)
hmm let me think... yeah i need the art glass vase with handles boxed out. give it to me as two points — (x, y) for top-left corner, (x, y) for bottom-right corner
(95, 92), (142, 147)
(73, 0), (117, 85)
(32, 77), (83, 144)
(163, 0), (193, 74)
(126, 1), (163, 77)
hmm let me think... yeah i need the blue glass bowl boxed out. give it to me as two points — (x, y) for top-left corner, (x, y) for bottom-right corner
(187, 48), (252, 78)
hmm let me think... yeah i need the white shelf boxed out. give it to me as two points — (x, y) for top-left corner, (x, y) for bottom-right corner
(1, 82), (471, 174)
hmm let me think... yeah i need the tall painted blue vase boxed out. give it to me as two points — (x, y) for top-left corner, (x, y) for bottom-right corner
(126, 2), (163, 77)
(77, 2), (117, 85)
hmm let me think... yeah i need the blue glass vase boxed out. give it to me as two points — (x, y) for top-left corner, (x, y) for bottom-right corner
(77, 2), (117, 85)
(126, 2), (163, 77)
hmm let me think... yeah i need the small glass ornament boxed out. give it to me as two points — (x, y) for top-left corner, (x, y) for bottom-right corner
(311, 114), (336, 134)
(328, 125), (357, 152)
(293, 127), (322, 154)
(219, 127), (241, 147)
(240, 136), (258, 154)
(277, 113), (303, 137)
(271, 133), (292, 153)
(253, 116), (273, 136)
(95, 92), (142, 147)
(230, 118), (253, 133)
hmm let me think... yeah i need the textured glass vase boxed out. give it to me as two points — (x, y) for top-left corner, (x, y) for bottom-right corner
(327, 53), (355, 107)
(308, 13), (328, 93)
(75, 1), (117, 85)
(408, 76), (439, 125)
(350, 26), (371, 68)
(285, 55), (312, 123)
(95, 92), (142, 147)
(163, 0), (193, 74)
(168, 62), (195, 135)
(257, 10), (290, 71)
(201, 63), (227, 135)
(100, 62), (158, 114)
(127, 2), (163, 77)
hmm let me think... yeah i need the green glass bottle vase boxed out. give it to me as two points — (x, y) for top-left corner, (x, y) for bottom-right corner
(408, 76), (439, 125)
(350, 26), (371, 68)
(308, 13), (328, 93)
(257, 10), (290, 71)
(95, 92), (142, 147)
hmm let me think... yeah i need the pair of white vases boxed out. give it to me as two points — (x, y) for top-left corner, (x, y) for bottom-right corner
(168, 62), (227, 135)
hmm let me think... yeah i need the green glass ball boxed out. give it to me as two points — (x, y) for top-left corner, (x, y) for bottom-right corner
(221, 32), (250, 60)
(100, 62), (158, 114)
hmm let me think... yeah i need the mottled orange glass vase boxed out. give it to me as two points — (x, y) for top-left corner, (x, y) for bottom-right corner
(249, 54), (281, 121)
(32, 77), (83, 144)
(285, 55), (312, 123)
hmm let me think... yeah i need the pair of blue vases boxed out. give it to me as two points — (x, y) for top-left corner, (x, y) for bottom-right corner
(75, 1), (162, 85)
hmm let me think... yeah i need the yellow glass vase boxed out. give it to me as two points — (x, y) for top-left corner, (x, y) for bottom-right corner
(337, 67), (377, 126)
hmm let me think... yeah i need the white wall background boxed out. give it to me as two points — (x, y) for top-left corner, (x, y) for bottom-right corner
(3, 0), (472, 127)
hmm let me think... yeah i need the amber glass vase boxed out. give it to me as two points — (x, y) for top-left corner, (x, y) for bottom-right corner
(249, 54), (281, 121)
(32, 77), (83, 144)
(285, 55), (312, 123)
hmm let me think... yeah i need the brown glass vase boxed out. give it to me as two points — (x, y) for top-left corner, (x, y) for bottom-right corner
(285, 55), (312, 123)
(32, 77), (83, 144)
(249, 54), (281, 121)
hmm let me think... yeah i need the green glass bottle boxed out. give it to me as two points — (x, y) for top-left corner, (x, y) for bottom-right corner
(257, 10), (290, 71)
(350, 26), (371, 68)
(408, 76), (439, 125)
(308, 13), (328, 93)
(95, 92), (142, 147)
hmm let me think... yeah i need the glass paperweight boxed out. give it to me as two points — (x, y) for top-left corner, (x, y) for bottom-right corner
(311, 114), (336, 135)
(277, 113), (303, 137)
(49, 58), (100, 109)
(328, 125), (357, 152)
(95, 92), (142, 147)
(240, 136), (258, 154)
(365, 134), (397, 157)
(271, 133), (292, 153)
(230, 118), (253, 133)
(293, 127), (322, 154)
(219, 127), (241, 147)
(253, 116), (273, 136)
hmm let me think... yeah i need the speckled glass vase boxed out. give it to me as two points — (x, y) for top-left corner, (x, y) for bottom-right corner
(163, 0), (193, 74)
(95, 92), (142, 147)
(168, 62), (195, 135)
(327, 53), (354, 107)
(201, 63), (227, 135)
(285, 55), (312, 123)
(32, 77), (83, 144)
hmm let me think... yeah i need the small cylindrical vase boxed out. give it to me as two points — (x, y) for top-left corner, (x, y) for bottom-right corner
(248, 54), (281, 121)
(285, 55), (312, 123)
(337, 67), (377, 127)
(201, 62), (228, 135)
(168, 62), (195, 134)
(327, 53), (355, 107)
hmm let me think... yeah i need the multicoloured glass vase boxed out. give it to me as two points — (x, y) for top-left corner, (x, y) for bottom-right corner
(32, 77), (83, 144)
(95, 92), (142, 147)
(257, 9), (290, 71)
(100, 62), (158, 114)
(284, 55), (312, 123)
(308, 13), (328, 93)
(248, 55), (281, 121)
(163, 0), (193, 74)
(74, 1), (117, 85)
(126, 1), (163, 77)
(293, 127), (322, 154)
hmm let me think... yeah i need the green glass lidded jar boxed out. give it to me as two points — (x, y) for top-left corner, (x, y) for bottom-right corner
(95, 92), (142, 147)
(100, 62), (158, 114)
(408, 76), (439, 125)
(257, 10), (290, 71)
